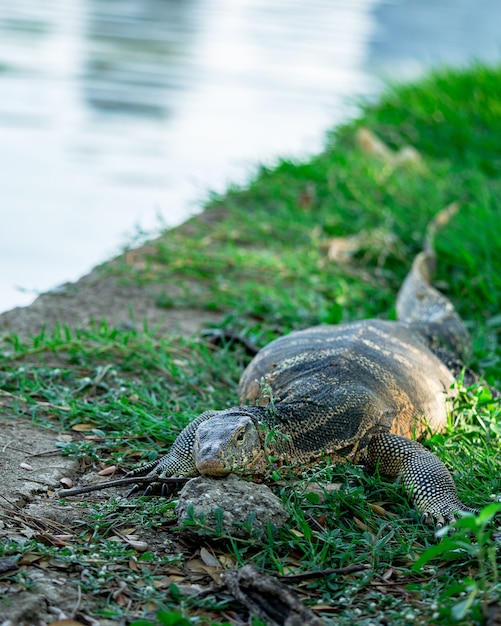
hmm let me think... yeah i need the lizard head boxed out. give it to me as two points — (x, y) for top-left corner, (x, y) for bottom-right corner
(193, 409), (265, 477)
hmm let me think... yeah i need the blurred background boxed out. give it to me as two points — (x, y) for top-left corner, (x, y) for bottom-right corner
(0, 0), (499, 313)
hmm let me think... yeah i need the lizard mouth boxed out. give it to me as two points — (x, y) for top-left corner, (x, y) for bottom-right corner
(196, 457), (232, 477)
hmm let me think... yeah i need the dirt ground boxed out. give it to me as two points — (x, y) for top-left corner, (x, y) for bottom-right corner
(0, 244), (224, 625)
(0, 256), (220, 340)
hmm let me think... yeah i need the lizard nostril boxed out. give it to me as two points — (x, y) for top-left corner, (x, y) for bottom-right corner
(198, 442), (219, 458)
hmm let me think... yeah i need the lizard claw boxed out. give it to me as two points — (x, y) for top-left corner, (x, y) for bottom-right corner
(126, 483), (141, 498)
(420, 505), (478, 531)
(126, 478), (182, 498)
(124, 457), (191, 497)
(124, 459), (172, 497)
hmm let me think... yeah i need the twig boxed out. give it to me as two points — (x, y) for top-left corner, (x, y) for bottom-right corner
(0, 493), (69, 534)
(71, 582), (82, 618)
(1, 439), (15, 453)
(0, 493), (25, 514)
(279, 563), (370, 582)
(2, 441), (60, 457)
(0, 389), (71, 411)
(58, 475), (191, 497)
(29, 449), (66, 458)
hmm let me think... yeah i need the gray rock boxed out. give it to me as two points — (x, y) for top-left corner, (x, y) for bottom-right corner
(175, 474), (289, 539)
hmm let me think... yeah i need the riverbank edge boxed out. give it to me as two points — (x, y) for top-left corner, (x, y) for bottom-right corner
(0, 210), (227, 339)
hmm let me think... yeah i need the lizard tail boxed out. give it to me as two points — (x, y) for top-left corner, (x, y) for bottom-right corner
(396, 203), (471, 361)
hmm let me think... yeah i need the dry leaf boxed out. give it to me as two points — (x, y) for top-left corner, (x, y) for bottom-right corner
(304, 481), (342, 498)
(71, 423), (95, 432)
(124, 535), (148, 552)
(34, 533), (71, 547)
(353, 516), (375, 536)
(98, 465), (117, 476)
(117, 594), (132, 607)
(356, 127), (394, 162)
(356, 127), (424, 171)
(177, 583), (206, 596)
(327, 236), (361, 263)
(395, 145), (422, 166)
(185, 558), (209, 574)
(19, 553), (43, 565)
(153, 576), (184, 589)
(382, 568), (394, 582)
(315, 513), (328, 528)
(217, 554), (237, 568)
(204, 568), (223, 585)
(186, 557), (222, 584)
(368, 503), (388, 517)
(200, 547), (221, 568)
(167, 575), (185, 584)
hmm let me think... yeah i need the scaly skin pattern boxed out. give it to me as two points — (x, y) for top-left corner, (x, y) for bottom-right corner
(127, 235), (483, 526)
(238, 320), (454, 449)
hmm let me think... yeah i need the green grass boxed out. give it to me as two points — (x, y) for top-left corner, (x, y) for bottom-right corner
(1, 63), (501, 624)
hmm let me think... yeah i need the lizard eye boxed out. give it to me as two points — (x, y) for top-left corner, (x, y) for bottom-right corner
(236, 430), (246, 442)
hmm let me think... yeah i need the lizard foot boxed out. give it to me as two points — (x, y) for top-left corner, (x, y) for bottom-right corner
(124, 454), (195, 497)
(420, 503), (478, 530)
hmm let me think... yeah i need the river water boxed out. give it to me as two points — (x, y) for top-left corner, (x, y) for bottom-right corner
(0, 0), (499, 312)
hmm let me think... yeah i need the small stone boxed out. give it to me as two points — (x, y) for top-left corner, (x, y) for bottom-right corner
(176, 474), (289, 540)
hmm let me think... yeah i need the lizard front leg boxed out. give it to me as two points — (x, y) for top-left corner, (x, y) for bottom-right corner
(366, 433), (478, 527)
(126, 410), (221, 494)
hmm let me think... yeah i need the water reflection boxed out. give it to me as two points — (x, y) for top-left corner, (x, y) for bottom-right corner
(369, 0), (501, 74)
(84, 0), (199, 117)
